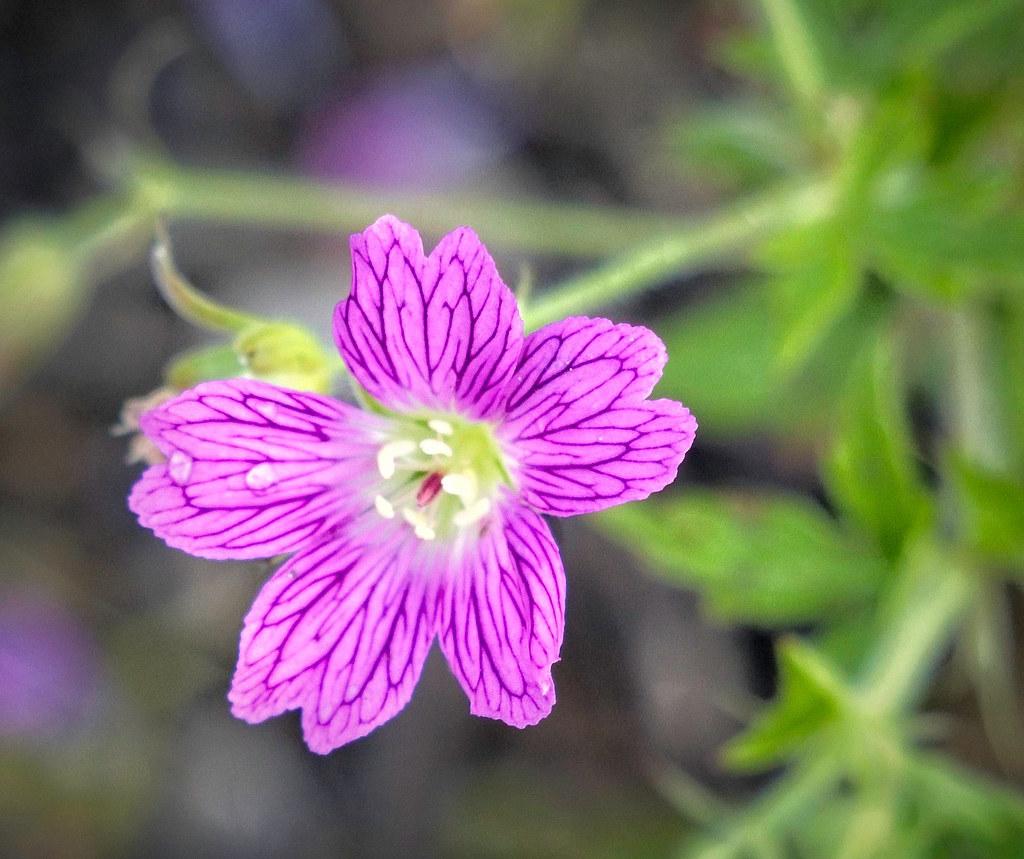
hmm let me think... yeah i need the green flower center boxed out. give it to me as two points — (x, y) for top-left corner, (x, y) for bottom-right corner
(372, 413), (513, 542)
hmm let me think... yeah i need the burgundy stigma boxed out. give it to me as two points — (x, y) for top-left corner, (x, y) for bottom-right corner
(416, 472), (444, 506)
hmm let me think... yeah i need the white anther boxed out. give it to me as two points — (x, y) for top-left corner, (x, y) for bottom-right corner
(374, 495), (395, 519)
(428, 419), (454, 436)
(402, 507), (436, 541)
(441, 472), (478, 504)
(376, 439), (417, 479)
(419, 438), (453, 457)
(453, 497), (492, 528)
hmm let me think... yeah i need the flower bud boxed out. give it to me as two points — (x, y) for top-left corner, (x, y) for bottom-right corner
(0, 220), (81, 396)
(233, 321), (334, 394)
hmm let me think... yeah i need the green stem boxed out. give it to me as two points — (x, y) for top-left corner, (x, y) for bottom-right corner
(127, 156), (705, 256)
(524, 178), (834, 329)
(857, 306), (1001, 714)
(858, 546), (975, 714)
(758, 0), (827, 112)
(688, 755), (837, 859)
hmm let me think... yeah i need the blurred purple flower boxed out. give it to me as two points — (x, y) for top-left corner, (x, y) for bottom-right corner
(297, 66), (514, 189)
(0, 594), (99, 738)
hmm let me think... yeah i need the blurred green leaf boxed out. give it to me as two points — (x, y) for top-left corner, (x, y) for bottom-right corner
(666, 103), (808, 192)
(769, 0), (1024, 89)
(759, 222), (861, 373)
(824, 330), (932, 557)
(947, 453), (1024, 568)
(865, 176), (1024, 302)
(813, 607), (880, 671)
(927, 84), (1008, 167)
(875, 0), (1024, 77)
(656, 284), (781, 435)
(596, 490), (888, 625)
(713, 29), (784, 88)
(656, 280), (886, 438)
(723, 638), (848, 771)
(905, 752), (1024, 853)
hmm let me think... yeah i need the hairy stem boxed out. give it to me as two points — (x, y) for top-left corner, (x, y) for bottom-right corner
(127, 156), (704, 256)
(524, 178), (834, 329)
(689, 756), (837, 859)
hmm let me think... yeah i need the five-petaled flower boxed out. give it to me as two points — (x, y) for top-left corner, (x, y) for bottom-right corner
(129, 216), (697, 753)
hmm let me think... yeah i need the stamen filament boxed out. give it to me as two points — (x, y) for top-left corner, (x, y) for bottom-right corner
(453, 497), (492, 528)
(402, 507), (436, 541)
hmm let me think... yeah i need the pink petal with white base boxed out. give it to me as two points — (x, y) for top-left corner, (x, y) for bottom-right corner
(440, 506), (564, 727)
(333, 215), (523, 418)
(129, 379), (382, 559)
(229, 526), (439, 753)
(500, 317), (697, 516)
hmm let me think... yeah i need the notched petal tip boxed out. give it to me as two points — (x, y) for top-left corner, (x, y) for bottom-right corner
(349, 213), (425, 257)
(335, 214), (524, 418)
(228, 534), (439, 754)
(440, 506), (565, 730)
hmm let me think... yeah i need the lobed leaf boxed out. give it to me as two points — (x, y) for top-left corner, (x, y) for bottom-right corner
(595, 489), (888, 626)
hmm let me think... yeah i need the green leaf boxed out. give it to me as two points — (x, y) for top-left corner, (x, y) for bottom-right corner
(595, 490), (888, 626)
(947, 453), (1024, 568)
(865, 177), (1024, 302)
(723, 638), (848, 771)
(760, 221), (862, 373)
(813, 607), (880, 671)
(655, 280), (886, 438)
(665, 103), (808, 192)
(824, 329), (932, 558)
(656, 284), (782, 435)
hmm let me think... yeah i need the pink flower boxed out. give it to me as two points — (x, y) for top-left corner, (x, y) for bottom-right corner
(129, 216), (697, 753)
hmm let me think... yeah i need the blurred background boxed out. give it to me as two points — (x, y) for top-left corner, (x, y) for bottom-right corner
(2, 0), (1023, 857)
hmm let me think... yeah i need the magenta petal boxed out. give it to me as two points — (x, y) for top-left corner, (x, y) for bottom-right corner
(128, 379), (382, 559)
(500, 317), (696, 516)
(229, 528), (439, 753)
(333, 215), (524, 417)
(439, 505), (564, 728)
